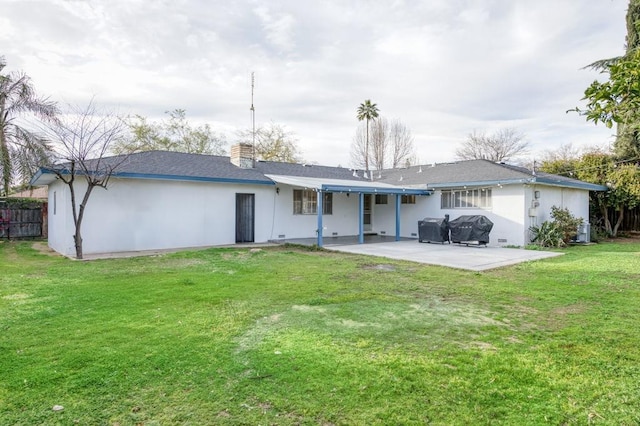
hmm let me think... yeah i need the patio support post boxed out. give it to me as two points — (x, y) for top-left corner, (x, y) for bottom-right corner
(317, 190), (323, 247)
(395, 194), (401, 241)
(358, 192), (364, 244)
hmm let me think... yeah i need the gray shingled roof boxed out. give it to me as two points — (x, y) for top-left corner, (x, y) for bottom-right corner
(377, 160), (532, 186)
(116, 152), (367, 182)
(376, 159), (606, 191)
(255, 160), (365, 181)
(33, 151), (606, 191)
(34, 150), (369, 185)
(108, 151), (271, 183)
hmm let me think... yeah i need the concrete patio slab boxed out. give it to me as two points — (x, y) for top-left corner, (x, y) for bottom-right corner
(76, 237), (561, 271)
(324, 240), (563, 271)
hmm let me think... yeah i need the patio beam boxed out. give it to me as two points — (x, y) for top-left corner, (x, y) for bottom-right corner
(395, 194), (401, 241)
(358, 192), (364, 244)
(322, 184), (430, 196)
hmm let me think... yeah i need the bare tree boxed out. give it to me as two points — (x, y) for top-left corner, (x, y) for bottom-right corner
(45, 101), (129, 259)
(455, 128), (529, 162)
(349, 124), (367, 170)
(388, 119), (416, 168)
(370, 118), (389, 171)
(350, 117), (417, 170)
(540, 143), (581, 163)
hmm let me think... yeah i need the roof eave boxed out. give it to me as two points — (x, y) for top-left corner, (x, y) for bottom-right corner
(426, 178), (533, 189)
(30, 168), (274, 187)
(322, 184), (432, 195)
(113, 172), (274, 186)
(29, 168), (58, 186)
(425, 177), (607, 192)
(533, 177), (608, 191)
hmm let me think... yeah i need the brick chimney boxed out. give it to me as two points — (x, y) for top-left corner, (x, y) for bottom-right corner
(230, 143), (254, 168)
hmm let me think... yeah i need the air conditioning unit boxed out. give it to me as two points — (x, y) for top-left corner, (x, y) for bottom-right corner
(576, 223), (591, 243)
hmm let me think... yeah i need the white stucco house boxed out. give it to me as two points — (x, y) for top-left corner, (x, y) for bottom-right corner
(30, 143), (606, 257)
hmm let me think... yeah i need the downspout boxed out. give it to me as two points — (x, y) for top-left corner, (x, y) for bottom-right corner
(317, 190), (323, 247)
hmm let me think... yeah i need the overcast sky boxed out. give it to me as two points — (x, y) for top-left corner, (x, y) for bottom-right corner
(0, 0), (630, 167)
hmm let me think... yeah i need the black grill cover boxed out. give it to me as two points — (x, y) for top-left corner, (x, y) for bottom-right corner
(449, 215), (493, 244)
(418, 218), (449, 243)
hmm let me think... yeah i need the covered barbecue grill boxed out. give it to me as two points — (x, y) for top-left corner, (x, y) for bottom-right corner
(418, 217), (450, 243)
(448, 215), (493, 246)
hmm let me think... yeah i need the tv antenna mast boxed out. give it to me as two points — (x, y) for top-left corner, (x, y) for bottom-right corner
(250, 72), (256, 166)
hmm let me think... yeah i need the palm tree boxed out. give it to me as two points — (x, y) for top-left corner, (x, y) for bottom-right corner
(356, 99), (379, 172)
(0, 56), (58, 195)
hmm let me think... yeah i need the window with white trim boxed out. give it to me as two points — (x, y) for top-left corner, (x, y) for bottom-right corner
(401, 194), (416, 204)
(293, 189), (332, 215)
(441, 189), (492, 209)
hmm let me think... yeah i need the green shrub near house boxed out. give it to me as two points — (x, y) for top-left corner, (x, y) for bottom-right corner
(530, 206), (583, 247)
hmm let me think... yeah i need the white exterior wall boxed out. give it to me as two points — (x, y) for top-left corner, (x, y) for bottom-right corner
(488, 185), (528, 246)
(530, 185), (589, 223)
(48, 177), (277, 256)
(372, 195), (431, 238)
(270, 185), (360, 239)
(374, 185), (592, 246)
(271, 188), (438, 240)
(527, 185), (590, 240)
(438, 186), (528, 247)
(47, 176), (594, 256)
(376, 186), (528, 246)
(48, 180), (73, 256)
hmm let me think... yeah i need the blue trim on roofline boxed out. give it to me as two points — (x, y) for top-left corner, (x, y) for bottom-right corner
(426, 177), (607, 192)
(321, 184), (432, 195)
(31, 165), (606, 192)
(29, 168), (46, 186)
(534, 177), (608, 191)
(30, 168), (274, 186)
(426, 178), (533, 189)
(114, 172), (274, 186)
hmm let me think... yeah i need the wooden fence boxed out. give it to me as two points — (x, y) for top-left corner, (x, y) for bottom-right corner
(0, 201), (45, 239)
(610, 206), (640, 232)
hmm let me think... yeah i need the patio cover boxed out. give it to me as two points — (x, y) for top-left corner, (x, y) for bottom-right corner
(264, 174), (431, 195)
(265, 174), (432, 247)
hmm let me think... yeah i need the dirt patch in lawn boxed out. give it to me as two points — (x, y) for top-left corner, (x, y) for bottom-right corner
(604, 232), (640, 244)
(31, 241), (62, 257)
(550, 302), (590, 316)
(544, 302), (592, 329)
(237, 298), (512, 354)
(362, 264), (396, 272)
(1, 242), (20, 262)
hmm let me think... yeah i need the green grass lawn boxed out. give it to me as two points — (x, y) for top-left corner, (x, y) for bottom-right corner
(1, 240), (639, 425)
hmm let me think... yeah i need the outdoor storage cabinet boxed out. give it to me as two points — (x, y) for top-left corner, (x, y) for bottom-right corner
(449, 215), (493, 245)
(418, 217), (450, 243)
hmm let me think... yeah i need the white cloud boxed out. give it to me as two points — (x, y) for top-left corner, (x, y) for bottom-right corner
(0, 0), (630, 167)
(252, 5), (296, 54)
